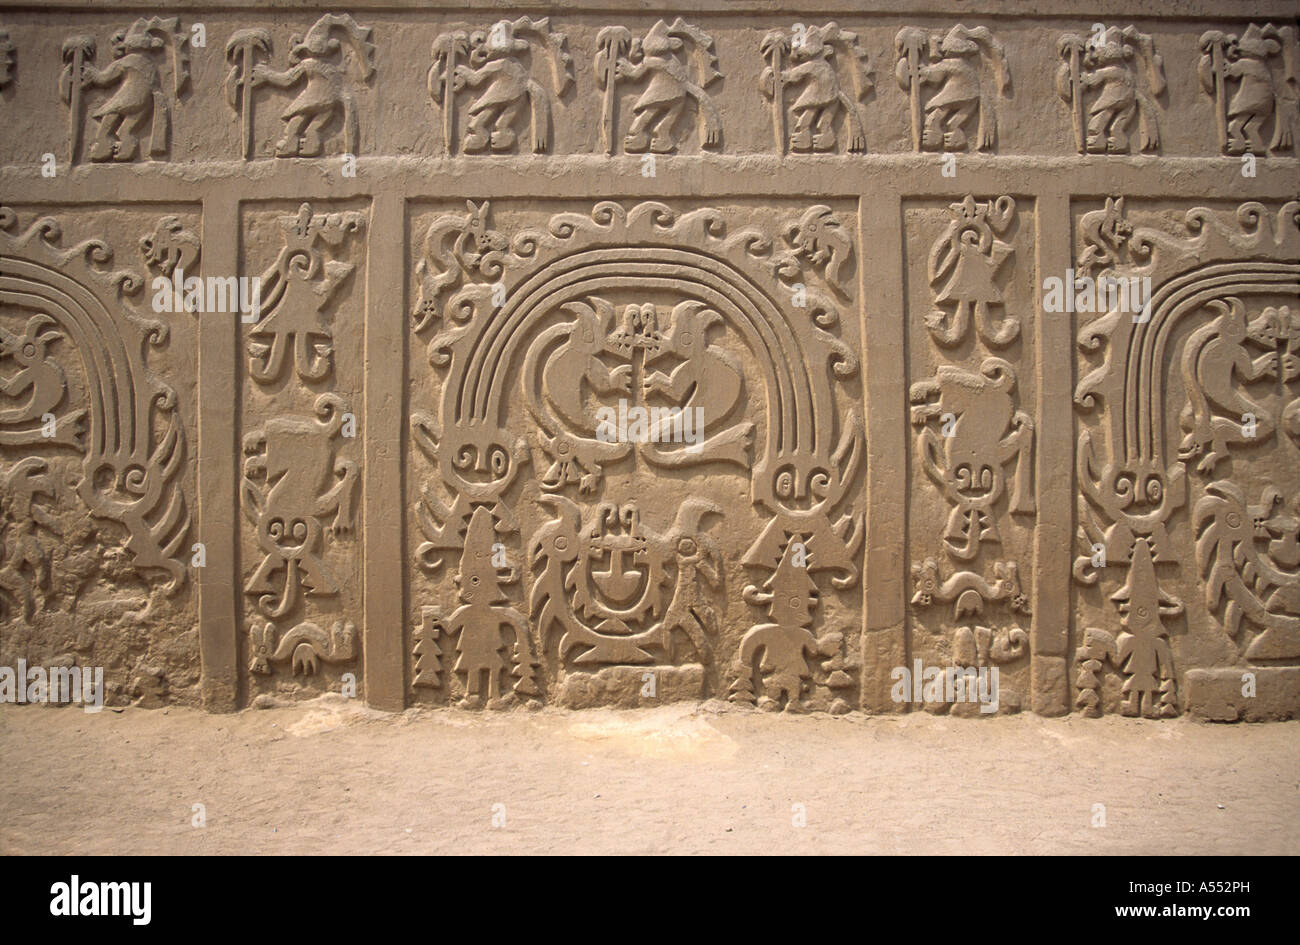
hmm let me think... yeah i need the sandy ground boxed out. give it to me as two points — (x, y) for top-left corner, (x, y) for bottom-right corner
(2, 695), (1296, 855)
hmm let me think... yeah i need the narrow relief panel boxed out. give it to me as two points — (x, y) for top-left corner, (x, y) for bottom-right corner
(904, 196), (1037, 714)
(239, 201), (369, 702)
(0, 205), (199, 706)
(405, 199), (864, 710)
(1071, 198), (1300, 719)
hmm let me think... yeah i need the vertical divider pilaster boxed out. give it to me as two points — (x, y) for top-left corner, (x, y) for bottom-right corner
(860, 192), (908, 712)
(362, 193), (407, 711)
(1031, 191), (1073, 715)
(197, 194), (240, 711)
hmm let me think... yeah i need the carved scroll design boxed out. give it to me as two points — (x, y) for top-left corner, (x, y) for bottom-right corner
(0, 207), (191, 595)
(908, 196), (1032, 708)
(429, 17), (573, 156)
(1073, 198), (1300, 715)
(411, 200), (862, 707)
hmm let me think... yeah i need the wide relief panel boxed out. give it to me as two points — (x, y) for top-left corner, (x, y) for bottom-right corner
(405, 200), (864, 710)
(1071, 199), (1300, 720)
(0, 205), (198, 705)
(904, 195), (1036, 714)
(239, 201), (369, 701)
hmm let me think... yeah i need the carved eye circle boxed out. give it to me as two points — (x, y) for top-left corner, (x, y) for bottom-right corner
(980, 467), (994, 490)
(471, 575), (481, 586)
(553, 536), (569, 552)
(21, 343), (37, 359)
(292, 519), (308, 542)
(268, 518), (285, 540)
(809, 470), (830, 497)
(1114, 473), (1135, 501)
(1226, 512), (1243, 528)
(489, 446), (509, 476)
(954, 464), (973, 489)
(775, 470), (795, 499)
(453, 445), (476, 470)
(677, 537), (697, 556)
(1137, 606), (1149, 619)
(1144, 477), (1163, 503)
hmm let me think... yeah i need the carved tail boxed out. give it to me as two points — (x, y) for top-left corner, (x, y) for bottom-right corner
(527, 79), (551, 152)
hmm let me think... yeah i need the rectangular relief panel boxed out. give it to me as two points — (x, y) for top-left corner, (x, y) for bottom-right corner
(904, 196), (1038, 714)
(405, 199), (865, 710)
(239, 200), (370, 702)
(0, 204), (200, 705)
(1070, 198), (1300, 720)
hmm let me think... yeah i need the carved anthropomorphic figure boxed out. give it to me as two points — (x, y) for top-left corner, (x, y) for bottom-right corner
(1057, 26), (1166, 153)
(249, 14), (376, 158)
(1199, 23), (1298, 155)
(249, 202), (366, 385)
(597, 18), (721, 154)
(910, 358), (1034, 560)
(736, 537), (841, 712)
(241, 394), (358, 620)
(430, 18), (572, 154)
(926, 195), (1017, 347)
(895, 24), (1009, 152)
(61, 17), (189, 163)
(760, 23), (872, 153)
(442, 506), (534, 707)
(1110, 538), (1181, 718)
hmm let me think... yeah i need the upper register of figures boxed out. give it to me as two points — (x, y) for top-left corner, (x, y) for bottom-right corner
(0, 14), (1289, 162)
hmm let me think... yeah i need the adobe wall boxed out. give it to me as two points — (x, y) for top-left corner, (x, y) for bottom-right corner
(0, 1), (1296, 719)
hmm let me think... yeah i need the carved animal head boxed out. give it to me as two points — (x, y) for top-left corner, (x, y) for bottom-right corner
(790, 25), (835, 62)
(1235, 23), (1283, 61)
(139, 216), (200, 277)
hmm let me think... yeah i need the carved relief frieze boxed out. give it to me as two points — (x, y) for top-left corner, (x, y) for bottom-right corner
(429, 17), (573, 156)
(895, 26), (1010, 153)
(60, 18), (190, 164)
(225, 14), (376, 159)
(409, 200), (862, 710)
(907, 196), (1034, 714)
(1072, 198), (1300, 716)
(241, 202), (368, 697)
(595, 19), (722, 155)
